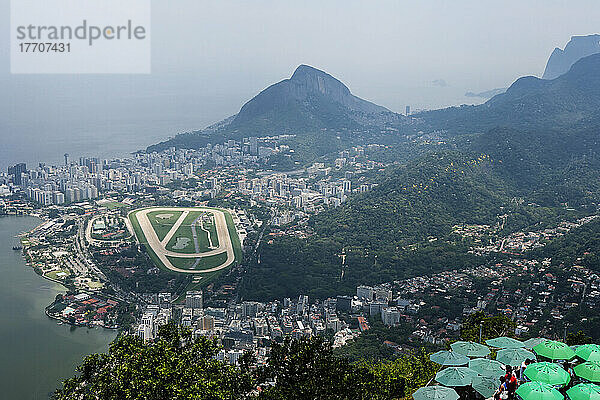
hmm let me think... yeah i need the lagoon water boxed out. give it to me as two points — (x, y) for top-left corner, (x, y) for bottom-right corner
(0, 216), (116, 399)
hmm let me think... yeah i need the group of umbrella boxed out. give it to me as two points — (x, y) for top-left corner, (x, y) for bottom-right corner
(413, 337), (600, 400)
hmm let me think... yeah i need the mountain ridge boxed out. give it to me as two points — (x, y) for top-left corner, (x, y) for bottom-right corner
(420, 52), (600, 133)
(542, 34), (600, 79)
(240, 49), (600, 301)
(147, 65), (404, 154)
(232, 64), (390, 127)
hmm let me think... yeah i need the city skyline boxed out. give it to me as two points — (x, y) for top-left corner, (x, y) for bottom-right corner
(2, 0), (600, 170)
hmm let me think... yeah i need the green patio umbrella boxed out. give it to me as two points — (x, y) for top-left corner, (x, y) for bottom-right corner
(496, 347), (536, 366)
(574, 362), (600, 383)
(524, 362), (571, 387)
(430, 351), (470, 366)
(486, 337), (525, 349)
(576, 345), (600, 362)
(451, 341), (491, 358)
(566, 383), (600, 400)
(534, 340), (576, 360)
(472, 376), (500, 399)
(524, 338), (550, 350)
(435, 367), (478, 387)
(515, 381), (564, 400)
(469, 358), (505, 378)
(413, 386), (459, 400)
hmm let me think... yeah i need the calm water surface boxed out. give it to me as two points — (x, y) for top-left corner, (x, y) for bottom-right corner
(0, 216), (116, 399)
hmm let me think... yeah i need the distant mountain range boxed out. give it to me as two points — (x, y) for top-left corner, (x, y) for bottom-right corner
(148, 65), (405, 154)
(421, 52), (600, 133)
(150, 49), (600, 158)
(542, 34), (600, 80)
(464, 88), (506, 99)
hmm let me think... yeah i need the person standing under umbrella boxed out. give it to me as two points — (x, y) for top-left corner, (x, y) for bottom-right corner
(504, 366), (518, 399)
(494, 376), (509, 400)
(519, 359), (534, 383)
(563, 362), (574, 384)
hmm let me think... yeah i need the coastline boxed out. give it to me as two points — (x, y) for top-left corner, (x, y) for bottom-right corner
(0, 214), (118, 398)
(5, 213), (122, 332)
(44, 300), (119, 330)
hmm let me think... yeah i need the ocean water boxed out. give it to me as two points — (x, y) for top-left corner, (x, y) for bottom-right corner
(0, 74), (238, 171)
(0, 74), (484, 171)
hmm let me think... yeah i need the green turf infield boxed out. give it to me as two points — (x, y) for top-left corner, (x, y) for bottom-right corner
(147, 210), (183, 241)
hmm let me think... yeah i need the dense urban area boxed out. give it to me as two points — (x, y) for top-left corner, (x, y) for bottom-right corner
(2, 131), (599, 369)
(5, 36), (600, 398)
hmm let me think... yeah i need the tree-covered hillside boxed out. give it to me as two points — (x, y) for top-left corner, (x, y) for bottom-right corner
(469, 124), (600, 208)
(312, 152), (507, 248)
(420, 53), (600, 134)
(532, 218), (600, 271)
(54, 324), (438, 400)
(241, 121), (600, 301)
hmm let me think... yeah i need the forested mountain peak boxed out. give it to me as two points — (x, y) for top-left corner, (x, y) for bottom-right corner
(147, 64), (404, 153)
(230, 64), (395, 128)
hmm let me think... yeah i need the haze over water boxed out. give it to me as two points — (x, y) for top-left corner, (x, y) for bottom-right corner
(3, 0), (599, 171)
(0, 74), (485, 171)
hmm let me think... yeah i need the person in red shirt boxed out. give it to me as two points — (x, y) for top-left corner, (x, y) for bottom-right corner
(504, 366), (518, 399)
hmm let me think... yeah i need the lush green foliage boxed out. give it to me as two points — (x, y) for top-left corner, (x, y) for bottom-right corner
(566, 331), (594, 346)
(55, 327), (439, 400)
(563, 306), (600, 343)
(258, 336), (375, 399)
(460, 311), (517, 343)
(242, 236), (484, 300)
(259, 337), (437, 399)
(241, 236), (344, 300)
(533, 219), (600, 272)
(470, 125), (600, 209)
(54, 324), (255, 400)
(334, 318), (436, 362)
(313, 152), (507, 245)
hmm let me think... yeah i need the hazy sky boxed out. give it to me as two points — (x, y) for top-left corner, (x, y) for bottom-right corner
(1, 0), (599, 168)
